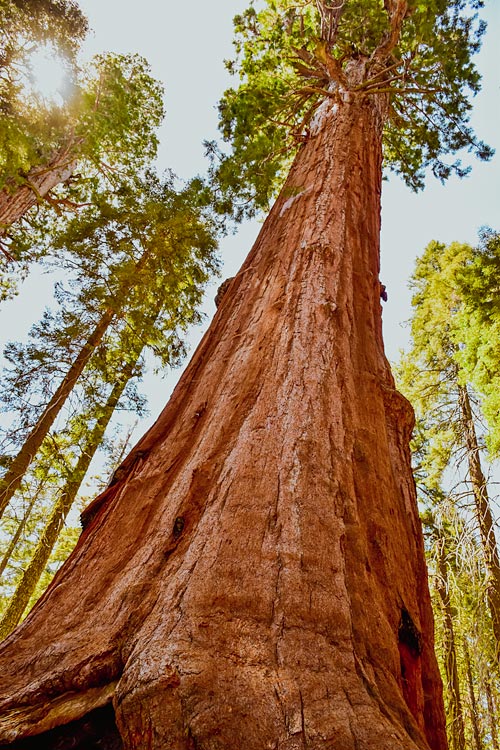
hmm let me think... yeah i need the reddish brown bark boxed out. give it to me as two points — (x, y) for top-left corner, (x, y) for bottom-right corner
(0, 82), (446, 749)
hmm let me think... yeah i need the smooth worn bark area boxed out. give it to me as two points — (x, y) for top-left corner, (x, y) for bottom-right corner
(0, 86), (446, 749)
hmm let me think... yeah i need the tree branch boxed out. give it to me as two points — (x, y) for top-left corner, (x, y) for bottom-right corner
(315, 0), (346, 46)
(372, 0), (409, 64)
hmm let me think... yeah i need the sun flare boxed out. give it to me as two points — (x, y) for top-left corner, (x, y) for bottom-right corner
(26, 46), (70, 106)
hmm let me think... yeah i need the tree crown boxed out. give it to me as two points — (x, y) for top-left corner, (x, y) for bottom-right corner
(0, 0), (87, 185)
(209, 0), (492, 217)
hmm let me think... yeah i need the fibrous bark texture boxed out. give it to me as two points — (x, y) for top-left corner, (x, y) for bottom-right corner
(0, 88), (447, 749)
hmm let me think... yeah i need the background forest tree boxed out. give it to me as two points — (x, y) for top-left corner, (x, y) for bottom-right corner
(396, 232), (500, 748)
(0, 0), (220, 636)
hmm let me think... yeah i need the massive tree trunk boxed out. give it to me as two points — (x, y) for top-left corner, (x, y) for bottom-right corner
(0, 84), (447, 749)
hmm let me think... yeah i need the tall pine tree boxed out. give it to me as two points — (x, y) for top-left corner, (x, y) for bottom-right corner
(0, 174), (218, 518)
(397, 239), (500, 662)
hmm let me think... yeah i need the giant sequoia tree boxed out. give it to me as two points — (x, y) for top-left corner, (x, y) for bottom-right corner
(0, 1), (492, 748)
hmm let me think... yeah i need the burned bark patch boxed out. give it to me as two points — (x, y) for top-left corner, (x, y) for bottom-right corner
(214, 277), (235, 308)
(0, 704), (123, 750)
(399, 608), (422, 657)
(398, 608), (423, 723)
(172, 516), (185, 539)
(163, 463), (215, 561)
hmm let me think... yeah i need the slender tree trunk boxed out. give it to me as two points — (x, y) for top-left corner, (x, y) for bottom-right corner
(0, 82), (446, 749)
(0, 492), (40, 579)
(0, 142), (77, 242)
(434, 538), (466, 750)
(463, 638), (483, 750)
(458, 384), (500, 661)
(0, 357), (137, 639)
(0, 308), (115, 519)
(0, 249), (153, 520)
(485, 680), (499, 750)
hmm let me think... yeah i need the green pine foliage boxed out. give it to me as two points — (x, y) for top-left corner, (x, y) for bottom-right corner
(0, 3), (166, 300)
(0, 50), (165, 195)
(0, 443), (68, 607)
(399, 232), (500, 461)
(454, 230), (500, 457)
(28, 524), (81, 607)
(0, 0), (224, 637)
(397, 235), (500, 746)
(0, 0), (87, 186)
(75, 53), (164, 177)
(0, 0), (163, 193)
(0, 171), (220, 621)
(1, 172), (218, 459)
(424, 503), (499, 749)
(0, 363), (137, 632)
(396, 241), (475, 495)
(207, 0), (492, 218)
